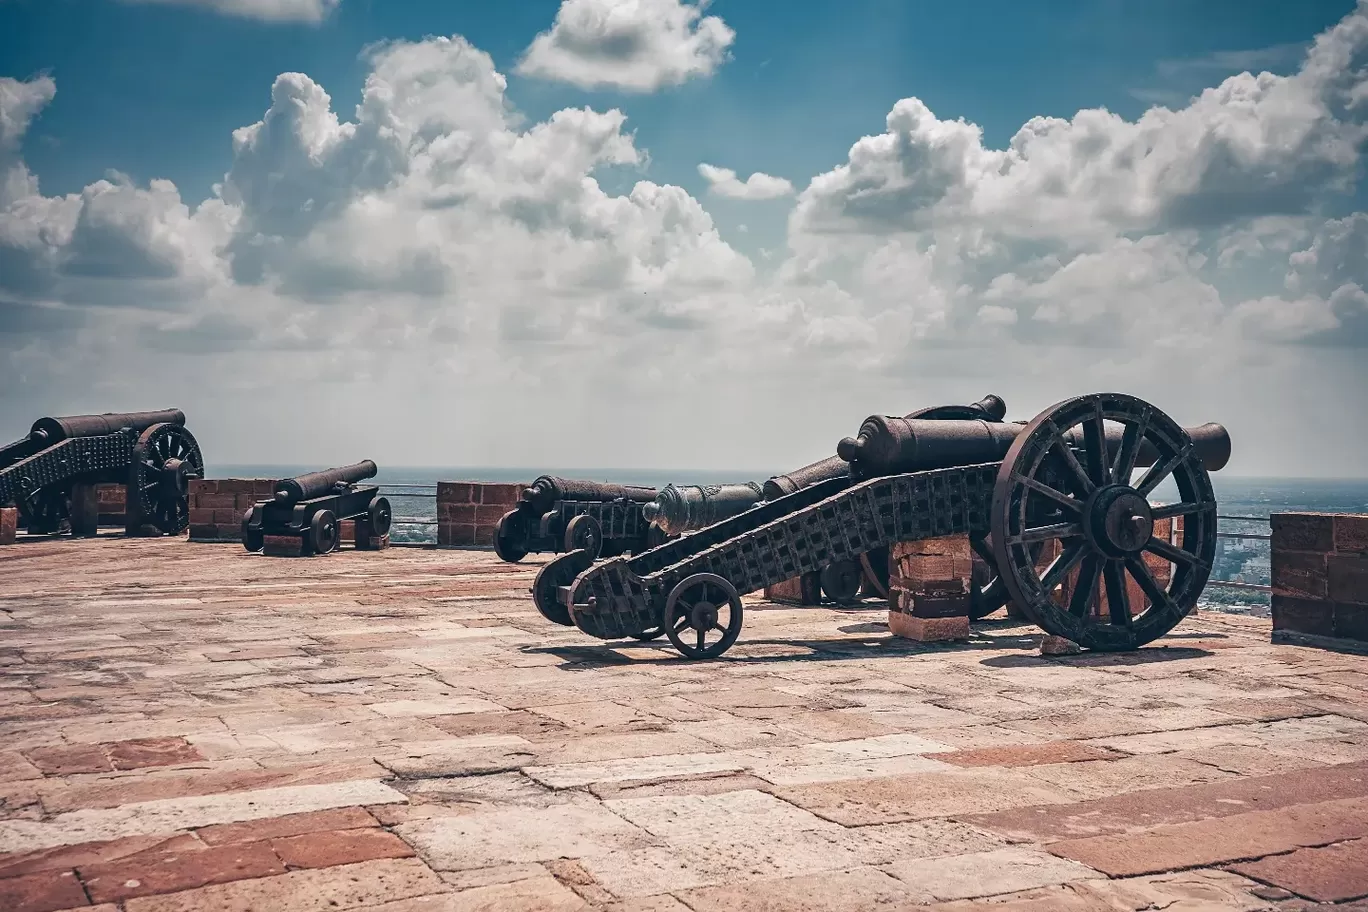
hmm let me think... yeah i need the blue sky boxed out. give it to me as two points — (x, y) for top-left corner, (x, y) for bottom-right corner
(2, 0), (1358, 254)
(2, 0), (1366, 474)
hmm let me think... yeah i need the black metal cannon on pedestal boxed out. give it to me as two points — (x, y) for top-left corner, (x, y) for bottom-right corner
(541, 392), (1231, 659)
(494, 476), (668, 569)
(241, 461), (391, 556)
(0, 409), (203, 536)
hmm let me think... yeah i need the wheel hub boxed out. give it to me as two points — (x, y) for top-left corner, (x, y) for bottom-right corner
(1085, 484), (1153, 557)
(160, 457), (190, 497)
(690, 601), (718, 631)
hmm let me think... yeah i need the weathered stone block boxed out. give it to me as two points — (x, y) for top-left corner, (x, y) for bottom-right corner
(70, 483), (100, 537)
(263, 534), (305, 557)
(1271, 549), (1329, 599)
(1271, 513), (1335, 554)
(1335, 514), (1368, 555)
(889, 612), (969, 641)
(478, 483), (522, 506)
(1271, 594), (1335, 637)
(1329, 554), (1368, 606)
(437, 482), (475, 503)
(0, 506), (16, 545)
(1041, 635), (1082, 655)
(1334, 602), (1368, 643)
(766, 572), (822, 606)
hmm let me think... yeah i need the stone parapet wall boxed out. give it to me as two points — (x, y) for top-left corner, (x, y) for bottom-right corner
(96, 484), (126, 526)
(437, 482), (522, 548)
(188, 479), (277, 543)
(0, 506), (15, 545)
(1272, 512), (1368, 647)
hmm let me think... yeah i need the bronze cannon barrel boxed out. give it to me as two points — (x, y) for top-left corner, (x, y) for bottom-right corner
(761, 394), (1009, 500)
(28, 409), (185, 445)
(837, 417), (1231, 478)
(274, 460), (378, 504)
(642, 482), (766, 537)
(519, 476), (658, 515)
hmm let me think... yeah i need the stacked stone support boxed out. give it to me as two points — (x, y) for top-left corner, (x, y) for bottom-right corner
(437, 482), (522, 548)
(0, 506), (15, 545)
(763, 572), (823, 606)
(1272, 512), (1368, 648)
(888, 535), (973, 641)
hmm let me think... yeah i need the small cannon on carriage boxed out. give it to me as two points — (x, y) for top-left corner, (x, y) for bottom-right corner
(493, 476), (669, 565)
(0, 409), (203, 536)
(241, 461), (391, 556)
(537, 393), (1230, 659)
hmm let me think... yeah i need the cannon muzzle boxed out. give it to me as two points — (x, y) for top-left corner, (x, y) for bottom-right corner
(644, 482), (765, 536)
(29, 409), (185, 445)
(763, 394), (1008, 500)
(274, 460), (378, 504)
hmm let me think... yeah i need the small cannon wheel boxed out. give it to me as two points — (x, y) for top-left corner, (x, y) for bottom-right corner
(241, 506), (264, 553)
(820, 559), (864, 606)
(531, 550), (592, 626)
(991, 393), (1217, 651)
(494, 510), (529, 563)
(367, 496), (393, 538)
(130, 423), (204, 535)
(18, 484), (71, 535)
(309, 509), (340, 555)
(663, 573), (743, 659)
(564, 514), (603, 561)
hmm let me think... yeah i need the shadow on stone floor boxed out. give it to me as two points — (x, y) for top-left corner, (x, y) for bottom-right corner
(980, 646), (1217, 669)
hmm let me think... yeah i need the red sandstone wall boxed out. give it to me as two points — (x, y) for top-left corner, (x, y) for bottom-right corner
(436, 482), (521, 548)
(188, 479), (275, 543)
(1272, 512), (1368, 645)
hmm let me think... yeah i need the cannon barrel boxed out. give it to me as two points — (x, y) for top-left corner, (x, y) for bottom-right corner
(519, 475), (658, 515)
(761, 394), (1009, 500)
(28, 409), (185, 445)
(837, 417), (1231, 478)
(273, 460), (378, 504)
(642, 482), (765, 536)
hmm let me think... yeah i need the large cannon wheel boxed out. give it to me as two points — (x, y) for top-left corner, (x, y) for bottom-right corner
(130, 423), (204, 534)
(494, 510), (529, 563)
(531, 550), (591, 626)
(17, 483), (72, 535)
(663, 573), (744, 659)
(990, 393), (1217, 651)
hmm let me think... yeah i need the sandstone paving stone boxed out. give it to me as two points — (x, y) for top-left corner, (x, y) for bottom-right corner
(120, 857), (450, 912)
(587, 773), (776, 801)
(0, 832), (204, 879)
(1228, 836), (1368, 903)
(1020, 752), (1238, 800)
(525, 752), (748, 789)
(367, 698), (507, 718)
(1073, 869), (1275, 911)
(912, 725), (1051, 750)
(533, 732), (717, 766)
(1046, 795), (1368, 876)
(195, 806), (379, 845)
(0, 778), (406, 854)
(77, 838), (286, 903)
(271, 826), (415, 868)
(882, 847), (1099, 902)
(936, 741), (1122, 768)
(676, 865), (935, 911)
(426, 710), (570, 740)
(23, 744), (113, 775)
(773, 767), (1077, 826)
(396, 803), (654, 871)
(0, 868), (90, 912)
(1175, 744), (1335, 776)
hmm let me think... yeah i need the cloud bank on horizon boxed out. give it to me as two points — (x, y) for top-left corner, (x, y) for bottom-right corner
(1, 0), (1366, 475)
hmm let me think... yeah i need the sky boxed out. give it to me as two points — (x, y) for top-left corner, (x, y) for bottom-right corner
(0, 0), (1366, 478)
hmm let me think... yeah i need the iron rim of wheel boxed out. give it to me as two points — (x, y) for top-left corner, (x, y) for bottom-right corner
(531, 550), (590, 626)
(367, 496), (393, 538)
(663, 572), (744, 660)
(130, 423), (204, 535)
(494, 510), (529, 563)
(990, 393), (1217, 651)
(309, 509), (339, 555)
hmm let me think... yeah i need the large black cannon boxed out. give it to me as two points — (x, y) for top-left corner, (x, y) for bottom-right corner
(493, 476), (668, 568)
(540, 393), (1231, 659)
(0, 409), (203, 536)
(241, 461), (391, 556)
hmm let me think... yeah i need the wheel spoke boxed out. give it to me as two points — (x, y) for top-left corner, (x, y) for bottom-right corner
(1144, 535), (1209, 570)
(1151, 501), (1211, 520)
(1083, 403), (1109, 487)
(1103, 560), (1132, 626)
(1007, 521), (1083, 546)
(1048, 422), (1097, 497)
(969, 535), (995, 565)
(1110, 412), (1149, 485)
(1125, 555), (1180, 616)
(1069, 554), (1102, 618)
(1134, 443), (1192, 498)
(695, 629), (705, 652)
(1039, 540), (1088, 593)
(1016, 474), (1084, 514)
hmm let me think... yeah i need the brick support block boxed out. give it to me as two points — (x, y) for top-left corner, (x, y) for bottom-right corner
(262, 535), (305, 557)
(70, 483), (100, 537)
(0, 506), (16, 545)
(889, 612), (969, 642)
(765, 572), (822, 606)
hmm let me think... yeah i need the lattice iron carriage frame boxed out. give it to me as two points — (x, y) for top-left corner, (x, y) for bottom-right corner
(547, 393), (1220, 659)
(242, 484), (392, 556)
(0, 422), (204, 536)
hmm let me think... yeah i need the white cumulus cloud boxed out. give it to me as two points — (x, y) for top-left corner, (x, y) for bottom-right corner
(697, 163), (794, 200)
(516, 0), (735, 92)
(118, 0), (340, 23)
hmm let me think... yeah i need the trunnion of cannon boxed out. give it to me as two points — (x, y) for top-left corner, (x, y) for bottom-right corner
(1, 408), (202, 537)
(242, 461), (389, 557)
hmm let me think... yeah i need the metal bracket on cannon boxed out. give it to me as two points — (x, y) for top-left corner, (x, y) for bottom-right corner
(241, 461), (392, 557)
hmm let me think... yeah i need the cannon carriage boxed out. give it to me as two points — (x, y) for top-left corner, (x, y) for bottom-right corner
(241, 461), (391, 556)
(536, 393), (1230, 659)
(0, 409), (203, 536)
(493, 476), (670, 567)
